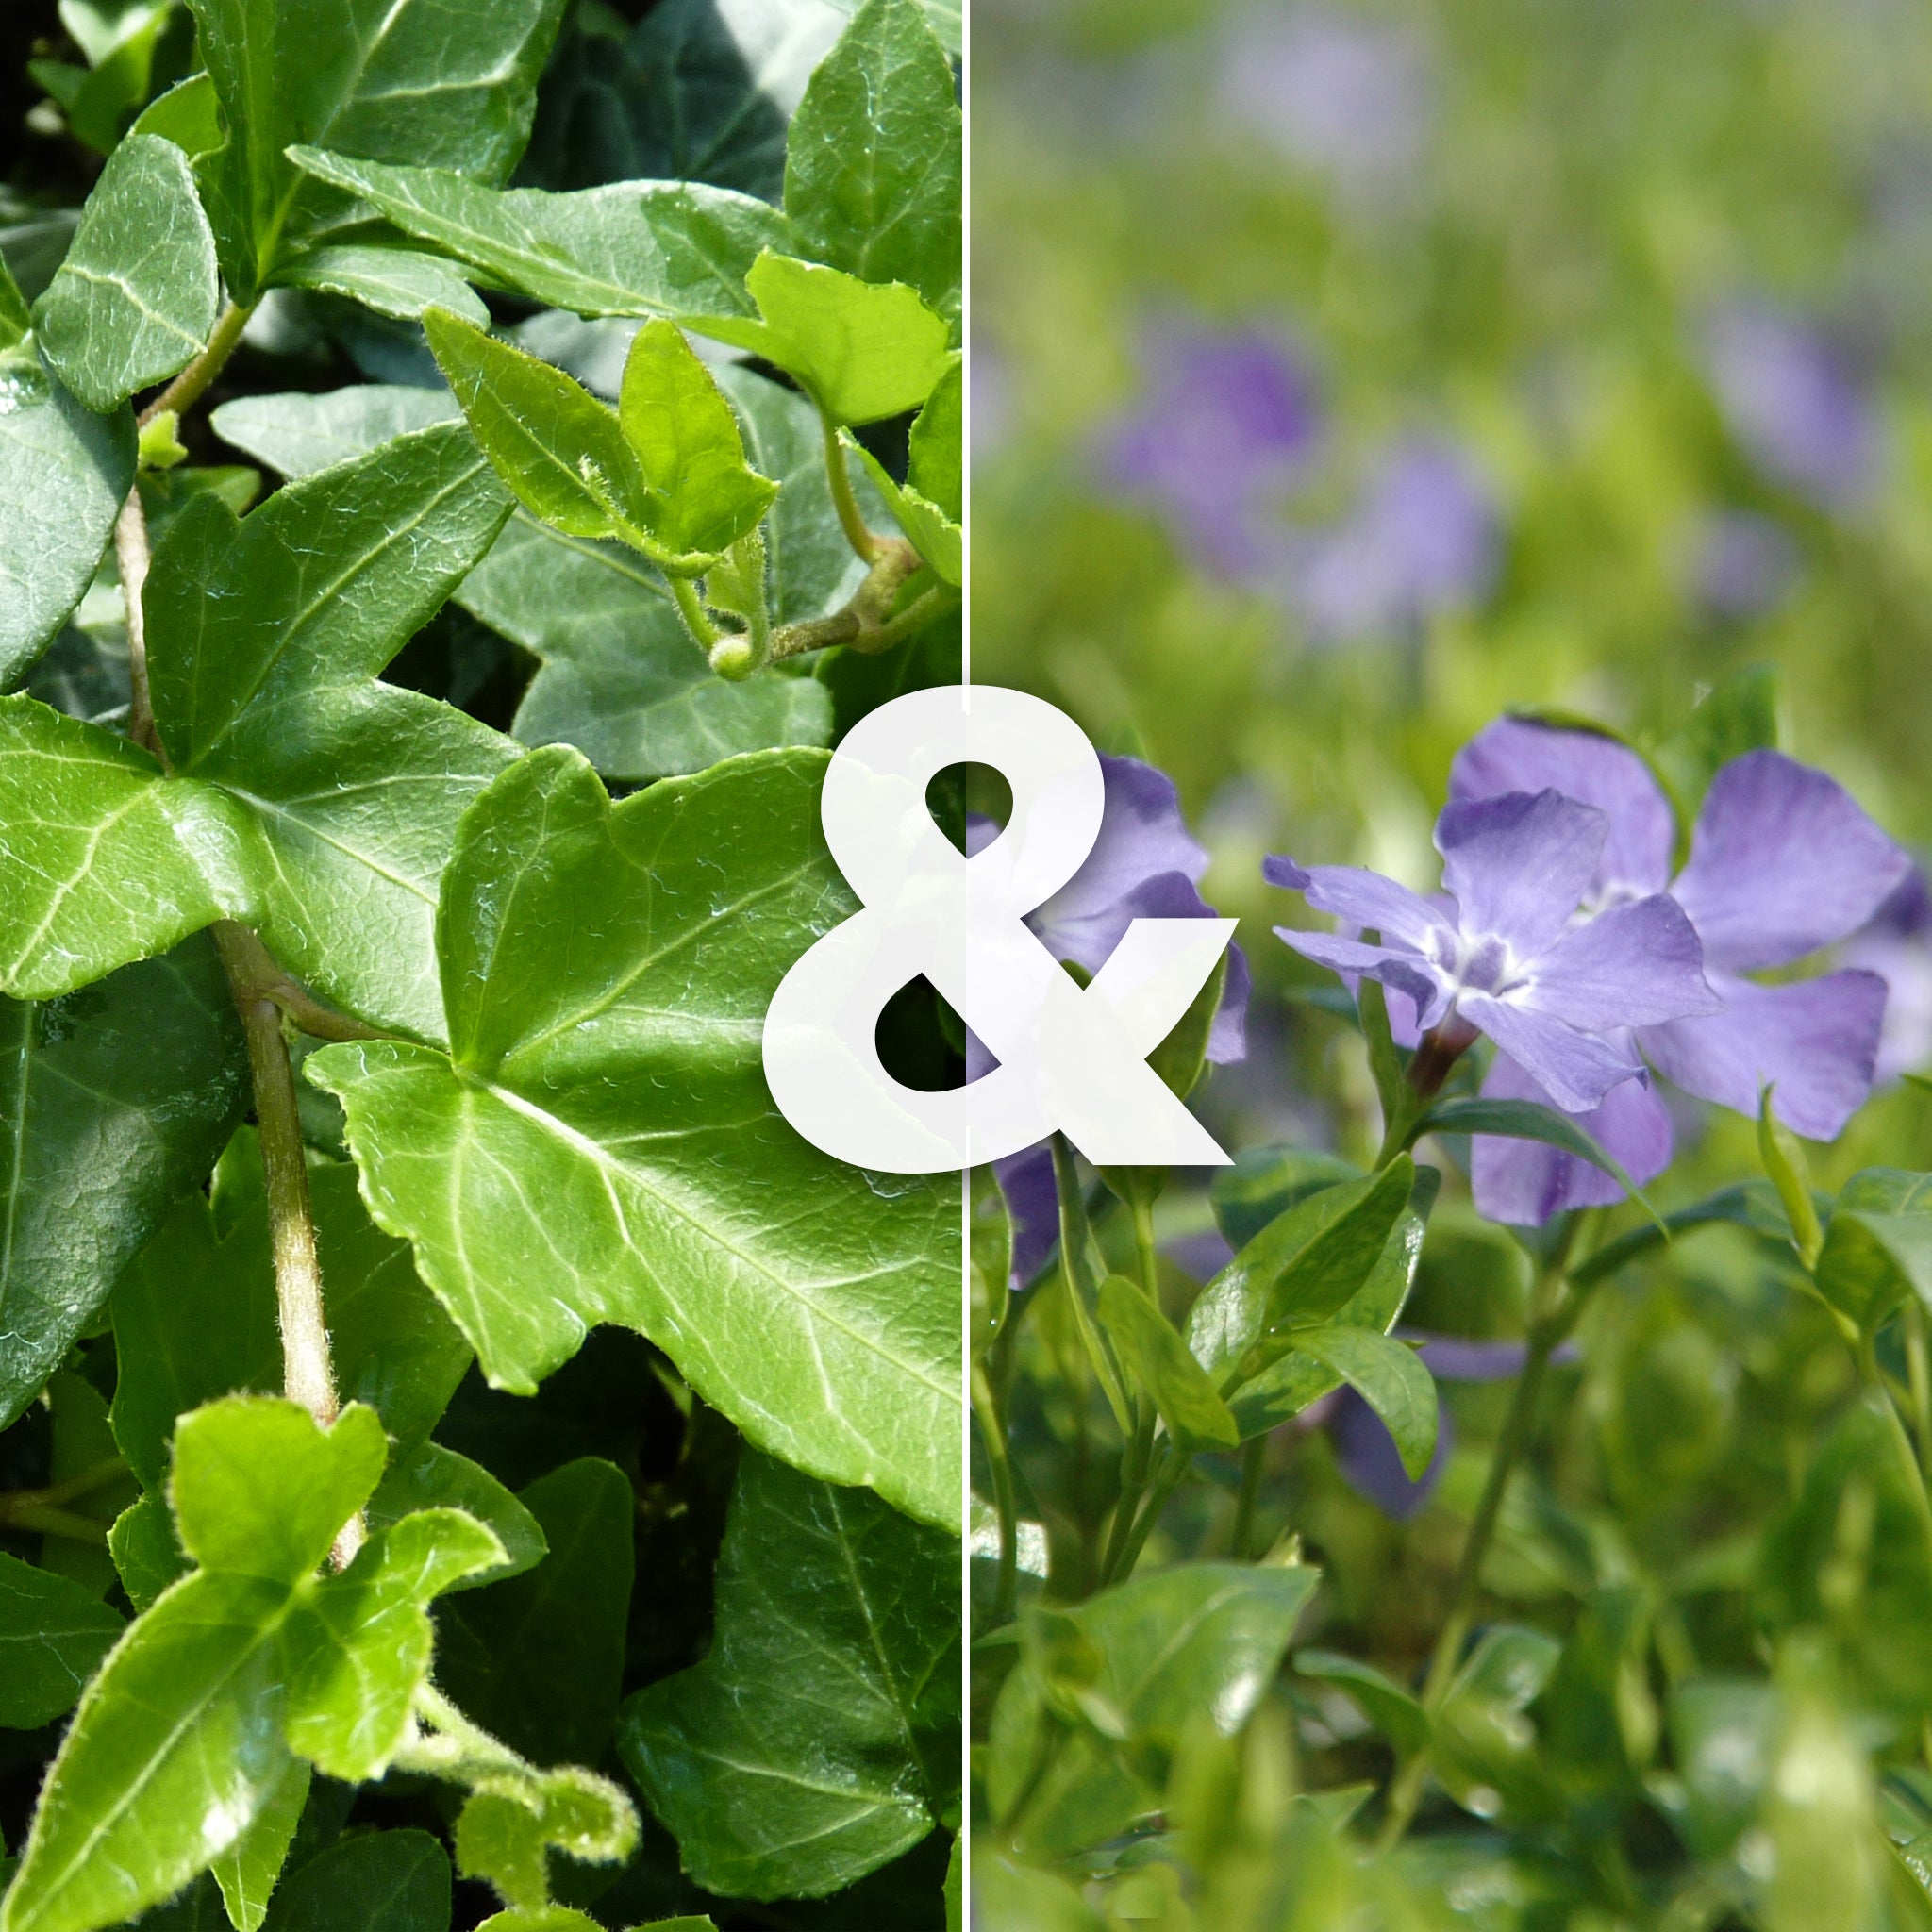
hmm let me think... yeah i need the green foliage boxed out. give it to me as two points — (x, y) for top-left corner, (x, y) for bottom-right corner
(0, 1554), (124, 1729)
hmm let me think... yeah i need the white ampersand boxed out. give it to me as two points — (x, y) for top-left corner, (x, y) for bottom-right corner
(762, 686), (1237, 1173)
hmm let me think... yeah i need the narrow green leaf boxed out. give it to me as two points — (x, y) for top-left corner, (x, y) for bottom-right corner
(1095, 1275), (1239, 1452)
(288, 148), (790, 319)
(307, 749), (961, 1527)
(971, 1164), (1011, 1358)
(1287, 1324), (1439, 1478)
(0, 347), (136, 685)
(786, 0), (960, 318)
(846, 435), (959, 586)
(277, 245), (489, 325)
(251, 1828), (452, 1932)
(688, 252), (951, 425)
(365, 1442), (547, 1593)
(33, 134), (219, 413)
(1568, 1179), (1795, 1288)
(1293, 1648), (1430, 1755)
(209, 1757), (308, 1932)
(617, 319), (776, 558)
(436, 1460), (633, 1768)
(0, 1552), (124, 1730)
(1418, 1095), (1661, 1224)
(0, 941), (246, 1430)
(618, 1451), (959, 1901)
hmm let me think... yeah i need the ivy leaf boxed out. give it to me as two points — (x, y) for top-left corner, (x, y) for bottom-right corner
(0, 347), (135, 685)
(184, 0), (569, 297)
(144, 422), (518, 1040)
(251, 1828), (452, 1932)
(0, 941), (246, 1430)
(307, 748), (960, 1527)
(1288, 1324), (1438, 1479)
(618, 1450), (960, 1900)
(0, 252), (29, 347)
(275, 246), (490, 325)
(1094, 1275), (1238, 1452)
(908, 357), (960, 517)
(365, 1442), (547, 1594)
(108, 1492), (190, 1614)
(435, 1459), (633, 1768)
(845, 436), (959, 586)
(210, 387), (460, 477)
(32, 134), (219, 414)
(0, 1552), (125, 1730)
(785, 0), (960, 319)
(827, 0), (959, 55)
(209, 1757), (309, 1932)
(288, 149), (790, 319)
(688, 253), (950, 425)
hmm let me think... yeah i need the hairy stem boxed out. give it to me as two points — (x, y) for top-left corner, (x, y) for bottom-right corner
(138, 298), (253, 426)
(669, 574), (721, 650)
(972, 1362), (1020, 1625)
(822, 409), (882, 561)
(112, 491), (160, 759)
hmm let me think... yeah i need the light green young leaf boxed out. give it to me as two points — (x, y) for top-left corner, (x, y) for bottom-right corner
(1288, 1324), (1438, 1479)
(0, 1552), (125, 1730)
(425, 308), (658, 547)
(289, 148), (789, 318)
(0, 348), (136, 685)
(130, 72), (225, 162)
(436, 1460), (633, 1768)
(209, 1757), (309, 1932)
(144, 422), (518, 1040)
(365, 1441), (547, 1593)
(185, 0), (568, 296)
(0, 941), (245, 1431)
(826, 0), (958, 54)
(907, 356), (961, 519)
(251, 1827), (452, 1932)
(455, 1793), (550, 1911)
(618, 1450), (960, 1900)
(617, 319), (776, 558)
(688, 252), (950, 425)
(108, 1491), (189, 1613)
(276, 245), (490, 325)
(33, 133), (219, 413)
(0, 695), (258, 1002)
(786, 0), (960, 317)
(845, 437), (959, 585)
(1094, 1275), (1238, 1452)
(308, 749), (960, 1527)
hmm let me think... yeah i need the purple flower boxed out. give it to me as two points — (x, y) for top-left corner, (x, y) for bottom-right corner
(1449, 721), (1908, 1221)
(1099, 324), (1321, 576)
(1215, 6), (1432, 200)
(1840, 866), (1932, 1085)
(985, 755), (1251, 1285)
(1266, 788), (1720, 1113)
(1705, 303), (1880, 511)
(1691, 509), (1801, 620)
(1286, 441), (1497, 643)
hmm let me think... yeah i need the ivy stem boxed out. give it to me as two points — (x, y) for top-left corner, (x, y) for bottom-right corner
(138, 298), (253, 427)
(1376, 1258), (1574, 1855)
(669, 575), (721, 650)
(821, 409), (882, 561)
(971, 1362), (1020, 1625)
(112, 491), (161, 759)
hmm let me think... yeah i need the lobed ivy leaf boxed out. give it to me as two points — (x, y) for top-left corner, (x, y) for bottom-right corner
(288, 148), (790, 320)
(32, 133), (219, 414)
(275, 246), (489, 325)
(0, 941), (246, 1430)
(307, 747), (961, 1527)
(1094, 1274), (1239, 1452)
(364, 1442), (547, 1594)
(0, 347), (135, 685)
(0, 1399), (501, 1932)
(688, 251), (950, 425)
(618, 1450), (960, 1900)
(1287, 1324), (1438, 1479)
(184, 0), (569, 298)
(0, 1553), (125, 1731)
(785, 0), (960, 319)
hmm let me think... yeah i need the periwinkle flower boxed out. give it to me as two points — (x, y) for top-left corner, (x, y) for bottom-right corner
(986, 755), (1251, 1286)
(1287, 440), (1497, 644)
(1449, 720), (1909, 1222)
(1266, 787), (1719, 1113)
(1840, 866), (1932, 1086)
(1099, 324), (1320, 576)
(1705, 303), (1880, 511)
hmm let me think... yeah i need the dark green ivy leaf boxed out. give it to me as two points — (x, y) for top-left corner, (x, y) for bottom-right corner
(619, 1450), (960, 1900)
(0, 1553), (125, 1731)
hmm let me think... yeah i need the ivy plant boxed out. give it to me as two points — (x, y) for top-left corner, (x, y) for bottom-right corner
(0, 2), (961, 1927)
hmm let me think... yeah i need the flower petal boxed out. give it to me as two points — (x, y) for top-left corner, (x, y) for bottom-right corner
(1470, 1048), (1674, 1225)
(1673, 750), (1908, 971)
(1331, 1387), (1450, 1520)
(1458, 991), (1643, 1112)
(1263, 854), (1450, 952)
(1032, 755), (1208, 940)
(1274, 926), (1447, 1025)
(1435, 790), (1608, 958)
(994, 1143), (1060, 1290)
(1524, 893), (1720, 1030)
(1638, 968), (1889, 1140)
(1449, 718), (1674, 901)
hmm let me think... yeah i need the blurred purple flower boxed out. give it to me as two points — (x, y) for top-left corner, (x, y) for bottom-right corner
(1692, 509), (1801, 620)
(1099, 324), (1321, 575)
(1266, 788), (1719, 1112)
(1288, 441), (1497, 643)
(1705, 304), (1880, 511)
(1840, 865), (1932, 1085)
(985, 756), (1252, 1285)
(1216, 6), (1432, 199)
(1449, 721), (1909, 1221)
